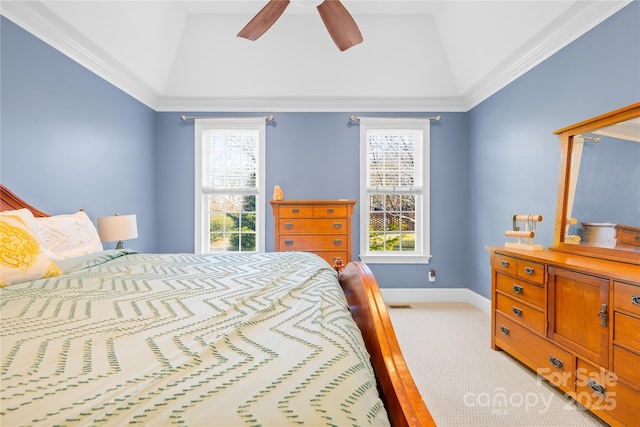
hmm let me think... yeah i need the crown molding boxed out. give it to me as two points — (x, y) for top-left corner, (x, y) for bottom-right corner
(1, 0), (161, 109)
(155, 95), (468, 113)
(463, 0), (631, 110)
(2, 0), (630, 113)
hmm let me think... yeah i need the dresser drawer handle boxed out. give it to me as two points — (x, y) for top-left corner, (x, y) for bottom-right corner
(327, 208), (334, 214)
(587, 378), (606, 396)
(333, 239), (342, 246)
(284, 240), (294, 246)
(499, 325), (510, 336)
(524, 266), (535, 275)
(284, 223), (293, 229)
(500, 260), (510, 268)
(512, 284), (523, 294)
(292, 208), (300, 214)
(632, 295), (640, 306)
(597, 304), (608, 328)
(549, 355), (564, 369)
(512, 306), (523, 317)
(635, 235), (640, 241)
(333, 223), (342, 229)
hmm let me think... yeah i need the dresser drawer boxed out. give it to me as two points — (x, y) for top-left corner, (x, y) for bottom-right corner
(312, 205), (347, 217)
(493, 253), (517, 276)
(613, 281), (640, 316)
(608, 380), (640, 427)
(496, 293), (545, 335)
(574, 358), (640, 425)
(496, 273), (545, 309)
(492, 253), (544, 285)
(613, 345), (640, 386)
(495, 313), (574, 394)
(278, 218), (347, 234)
(575, 359), (617, 413)
(278, 205), (314, 217)
(616, 226), (640, 248)
(278, 235), (347, 251)
(614, 312), (640, 352)
(516, 259), (545, 285)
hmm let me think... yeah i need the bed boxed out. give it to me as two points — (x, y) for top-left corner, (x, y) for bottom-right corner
(0, 184), (435, 427)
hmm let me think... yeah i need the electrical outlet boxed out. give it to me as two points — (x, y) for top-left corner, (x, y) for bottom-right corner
(428, 270), (436, 282)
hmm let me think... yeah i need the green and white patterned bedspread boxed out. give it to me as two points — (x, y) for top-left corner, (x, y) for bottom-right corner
(1, 250), (389, 426)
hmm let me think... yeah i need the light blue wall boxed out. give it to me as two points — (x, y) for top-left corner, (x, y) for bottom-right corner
(154, 112), (471, 289)
(1, 17), (157, 252)
(468, 1), (640, 297)
(1, 2), (638, 293)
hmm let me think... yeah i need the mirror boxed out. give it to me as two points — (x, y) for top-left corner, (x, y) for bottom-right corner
(552, 102), (640, 265)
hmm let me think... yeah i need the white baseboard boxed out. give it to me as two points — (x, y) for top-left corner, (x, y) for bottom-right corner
(380, 288), (491, 315)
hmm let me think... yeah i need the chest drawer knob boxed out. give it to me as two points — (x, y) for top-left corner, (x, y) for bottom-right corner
(333, 239), (342, 246)
(327, 208), (334, 214)
(512, 284), (523, 294)
(524, 266), (535, 275)
(284, 240), (294, 246)
(500, 260), (510, 268)
(512, 306), (523, 317)
(292, 208), (300, 214)
(333, 223), (342, 229)
(499, 325), (510, 336)
(284, 223), (293, 229)
(631, 294), (640, 306)
(549, 355), (564, 369)
(587, 378), (606, 396)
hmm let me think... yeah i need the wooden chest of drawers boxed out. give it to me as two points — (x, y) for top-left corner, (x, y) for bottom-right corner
(488, 247), (640, 427)
(270, 200), (356, 266)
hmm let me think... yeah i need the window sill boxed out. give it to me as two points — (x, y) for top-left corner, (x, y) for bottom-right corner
(358, 254), (432, 264)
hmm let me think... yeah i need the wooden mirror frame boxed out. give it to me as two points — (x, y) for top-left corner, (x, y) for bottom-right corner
(552, 102), (640, 265)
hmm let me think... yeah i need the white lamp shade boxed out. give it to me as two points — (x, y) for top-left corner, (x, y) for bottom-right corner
(98, 214), (138, 242)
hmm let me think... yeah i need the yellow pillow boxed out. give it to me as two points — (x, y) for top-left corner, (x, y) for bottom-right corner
(0, 209), (61, 287)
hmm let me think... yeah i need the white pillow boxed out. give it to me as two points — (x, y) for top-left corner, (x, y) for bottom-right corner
(0, 209), (61, 287)
(36, 211), (103, 260)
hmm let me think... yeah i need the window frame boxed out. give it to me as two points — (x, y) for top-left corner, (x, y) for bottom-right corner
(358, 117), (431, 264)
(194, 118), (266, 254)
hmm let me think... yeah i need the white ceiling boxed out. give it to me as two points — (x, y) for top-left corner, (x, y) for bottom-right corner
(1, 0), (631, 111)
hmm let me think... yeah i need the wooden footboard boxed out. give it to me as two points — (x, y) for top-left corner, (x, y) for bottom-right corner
(339, 262), (436, 427)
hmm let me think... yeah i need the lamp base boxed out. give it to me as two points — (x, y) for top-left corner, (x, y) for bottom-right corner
(115, 241), (125, 250)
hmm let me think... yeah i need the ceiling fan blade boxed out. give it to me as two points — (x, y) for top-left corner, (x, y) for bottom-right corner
(237, 0), (291, 41)
(317, 0), (363, 51)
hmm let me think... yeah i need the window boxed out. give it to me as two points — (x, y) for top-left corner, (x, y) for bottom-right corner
(359, 118), (431, 264)
(195, 118), (266, 254)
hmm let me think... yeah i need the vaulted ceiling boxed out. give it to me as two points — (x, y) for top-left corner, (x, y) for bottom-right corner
(2, 1), (631, 111)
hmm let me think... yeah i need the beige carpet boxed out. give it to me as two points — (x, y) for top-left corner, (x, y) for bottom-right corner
(388, 302), (609, 427)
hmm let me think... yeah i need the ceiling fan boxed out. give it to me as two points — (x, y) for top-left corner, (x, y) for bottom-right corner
(237, 0), (363, 51)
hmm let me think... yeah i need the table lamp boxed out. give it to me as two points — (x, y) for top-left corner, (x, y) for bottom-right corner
(98, 213), (138, 249)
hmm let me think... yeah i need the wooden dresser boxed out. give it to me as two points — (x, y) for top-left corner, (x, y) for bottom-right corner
(270, 200), (356, 266)
(487, 246), (640, 426)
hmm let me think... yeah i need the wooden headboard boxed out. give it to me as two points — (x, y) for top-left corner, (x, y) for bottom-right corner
(0, 184), (50, 217)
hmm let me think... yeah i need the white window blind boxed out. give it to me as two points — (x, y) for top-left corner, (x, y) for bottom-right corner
(366, 128), (424, 194)
(200, 128), (260, 194)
